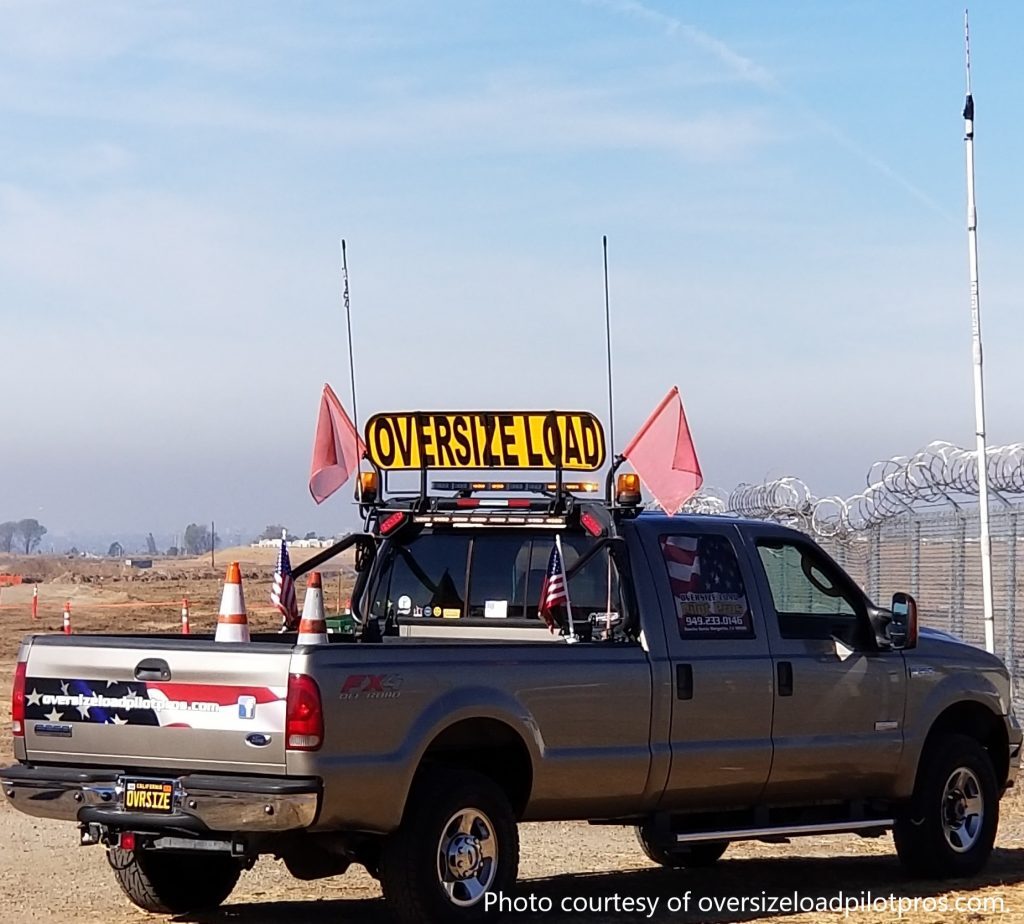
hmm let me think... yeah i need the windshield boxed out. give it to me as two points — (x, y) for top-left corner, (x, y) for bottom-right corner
(369, 529), (622, 624)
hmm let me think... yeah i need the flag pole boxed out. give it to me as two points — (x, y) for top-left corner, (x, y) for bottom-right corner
(555, 533), (578, 643)
(340, 240), (363, 504)
(602, 235), (615, 456)
(963, 10), (995, 654)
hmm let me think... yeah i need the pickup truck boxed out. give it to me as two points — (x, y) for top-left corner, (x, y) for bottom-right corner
(4, 483), (1021, 924)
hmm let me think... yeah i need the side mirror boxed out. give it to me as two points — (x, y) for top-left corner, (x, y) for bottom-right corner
(888, 592), (918, 650)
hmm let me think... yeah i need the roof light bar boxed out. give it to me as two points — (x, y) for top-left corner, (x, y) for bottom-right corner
(432, 480), (599, 494)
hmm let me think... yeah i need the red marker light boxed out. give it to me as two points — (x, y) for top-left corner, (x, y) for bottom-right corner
(580, 511), (604, 537)
(379, 512), (407, 535)
(120, 832), (136, 851)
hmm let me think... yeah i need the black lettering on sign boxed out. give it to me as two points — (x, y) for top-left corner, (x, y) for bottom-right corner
(433, 416), (455, 468)
(369, 418), (396, 467)
(451, 416), (472, 466)
(364, 412), (605, 470)
(524, 418), (545, 467)
(416, 415), (436, 469)
(392, 416), (415, 468)
(497, 414), (520, 467)
(481, 415), (497, 467)
(562, 417), (583, 466)
(580, 416), (602, 468)
(542, 415), (561, 467)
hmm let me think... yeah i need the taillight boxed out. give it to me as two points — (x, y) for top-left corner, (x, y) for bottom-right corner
(11, 660), (27, 738)
(286, 673), (323, 751)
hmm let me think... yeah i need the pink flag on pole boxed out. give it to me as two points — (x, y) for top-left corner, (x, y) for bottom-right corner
(309, 384), (367, 504)
(622, 386), (703, 514)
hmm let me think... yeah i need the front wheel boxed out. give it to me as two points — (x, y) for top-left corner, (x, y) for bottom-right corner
(380, 767), (519, 924)
(107, 847), (242, 913)
(635, 824), (729, 868)
(893, 733), (999, 878)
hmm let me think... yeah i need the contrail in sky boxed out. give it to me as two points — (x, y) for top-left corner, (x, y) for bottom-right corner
(583, 0), (953, 220)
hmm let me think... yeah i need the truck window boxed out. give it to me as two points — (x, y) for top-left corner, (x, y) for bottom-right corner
(756, 540), (865, 643)
(659, 534), (753, 639)
(370, 534), (470, 619)
(373, 531), (622, 627)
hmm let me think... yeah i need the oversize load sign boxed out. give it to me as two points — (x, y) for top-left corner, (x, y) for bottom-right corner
(365, 412), (606, 471)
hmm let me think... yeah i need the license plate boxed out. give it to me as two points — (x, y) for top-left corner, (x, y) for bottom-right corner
(122, 779), (175, 814)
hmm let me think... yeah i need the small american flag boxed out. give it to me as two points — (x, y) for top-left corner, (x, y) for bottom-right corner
(661, 535), (701, 597)
(537, 543), (568, 632)
(271, 533), (299, 630)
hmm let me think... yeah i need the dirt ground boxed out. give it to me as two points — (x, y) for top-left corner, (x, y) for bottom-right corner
(1, 554), (1024, 923)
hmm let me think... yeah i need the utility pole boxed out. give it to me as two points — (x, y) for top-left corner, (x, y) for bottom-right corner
(963, 11), (995, 654)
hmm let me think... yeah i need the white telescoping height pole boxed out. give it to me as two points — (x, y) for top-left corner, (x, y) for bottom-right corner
(963, 10), (995, 654)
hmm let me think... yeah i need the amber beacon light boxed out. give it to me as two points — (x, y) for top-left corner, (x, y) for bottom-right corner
(358, 471), (379, 503)
(616, 473), (642, 506)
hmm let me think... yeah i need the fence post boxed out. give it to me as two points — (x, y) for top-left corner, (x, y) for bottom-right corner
(910, 519), (921, 599)
(952, 514), (967, 638)
(868, 526), (881, 603)
(1008, 511), (1019, 707)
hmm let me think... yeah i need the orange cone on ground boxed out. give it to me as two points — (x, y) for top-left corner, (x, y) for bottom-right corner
(32, 586), (38, 620)
(297, 572), (328, 645)
(214, 562), (250, 643)
(63, 601), (72, 635)
(181, 598), (191, 635)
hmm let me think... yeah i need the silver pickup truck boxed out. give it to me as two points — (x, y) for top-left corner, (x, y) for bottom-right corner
(4, 485), (1021, 923)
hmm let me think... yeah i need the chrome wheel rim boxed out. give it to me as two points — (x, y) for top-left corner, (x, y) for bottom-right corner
(436, 807), (498, 907)
(941, 766), (984, 853)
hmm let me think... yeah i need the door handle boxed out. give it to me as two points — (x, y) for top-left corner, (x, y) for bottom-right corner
(134, 658), (171, 682)
(777, 661), (793, 697)
(676, 664), (694, 700)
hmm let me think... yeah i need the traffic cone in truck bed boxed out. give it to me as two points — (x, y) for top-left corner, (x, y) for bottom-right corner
(297, 572), (328, 645)
(214, 562), (250, 643)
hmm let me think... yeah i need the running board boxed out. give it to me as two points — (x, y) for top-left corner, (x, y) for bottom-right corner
(675, 818), (893, 844)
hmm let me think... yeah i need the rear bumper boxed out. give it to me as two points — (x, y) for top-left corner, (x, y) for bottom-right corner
(1, 764), (320, 833)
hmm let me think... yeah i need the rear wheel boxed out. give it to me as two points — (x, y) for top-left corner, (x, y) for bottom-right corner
(107, 847), (242, 913)
(380, 768), (519, 924)
(635, 824), (729, 868)
(894, 733), (999, 878)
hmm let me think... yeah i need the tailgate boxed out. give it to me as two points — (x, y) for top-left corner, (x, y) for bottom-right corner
(20, 636), (292, 774)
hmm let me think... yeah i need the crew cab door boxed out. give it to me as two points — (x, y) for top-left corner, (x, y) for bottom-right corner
(743, 527), (907, 801)
(639, 522), (774, 810)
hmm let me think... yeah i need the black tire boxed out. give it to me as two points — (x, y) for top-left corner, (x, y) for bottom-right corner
(894, 733), (999, 879)
(635, 824), (729, 868)
(380, 767), (519, 924)
(107, 847), (242, 913)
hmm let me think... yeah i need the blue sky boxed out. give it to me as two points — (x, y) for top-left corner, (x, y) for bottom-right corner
(2, 0), (1023, 545)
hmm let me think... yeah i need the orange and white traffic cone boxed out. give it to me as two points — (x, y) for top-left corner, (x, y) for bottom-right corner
(31, 586), (38, 620)
(214, 562), (250, 643)
(297, 572), (328, 645)
(181, 597), (191, 635)
(63, 600), (72, 635)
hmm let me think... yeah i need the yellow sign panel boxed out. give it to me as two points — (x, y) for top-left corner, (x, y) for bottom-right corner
(364, 412), (606, 471)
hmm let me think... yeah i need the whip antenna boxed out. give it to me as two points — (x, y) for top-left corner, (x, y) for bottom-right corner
(602, 235), (616, 456)
(962, 9), (995, 654)
(341, 239), (363, 502)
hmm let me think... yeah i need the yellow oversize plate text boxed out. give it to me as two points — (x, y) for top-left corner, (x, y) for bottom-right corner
(364, 412), (605, 471)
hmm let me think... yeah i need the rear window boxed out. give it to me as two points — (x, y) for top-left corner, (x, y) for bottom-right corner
(370, 530), (621, 624)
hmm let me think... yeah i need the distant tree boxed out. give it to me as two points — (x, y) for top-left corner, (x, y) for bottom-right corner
(68, 546), (79, 557)
(182, 524), (219, 555)
(258, 525), (287, 541)
(146, 533), (158, 556)
(0, 522), (16, 554)
(166, 546), (179, 557)
(108, 541), (124, 558)
(16, 519), (46, 554)
(303, 531), (317, 540)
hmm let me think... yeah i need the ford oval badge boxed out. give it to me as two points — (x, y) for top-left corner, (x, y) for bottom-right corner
(245, 733), (271, 748)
